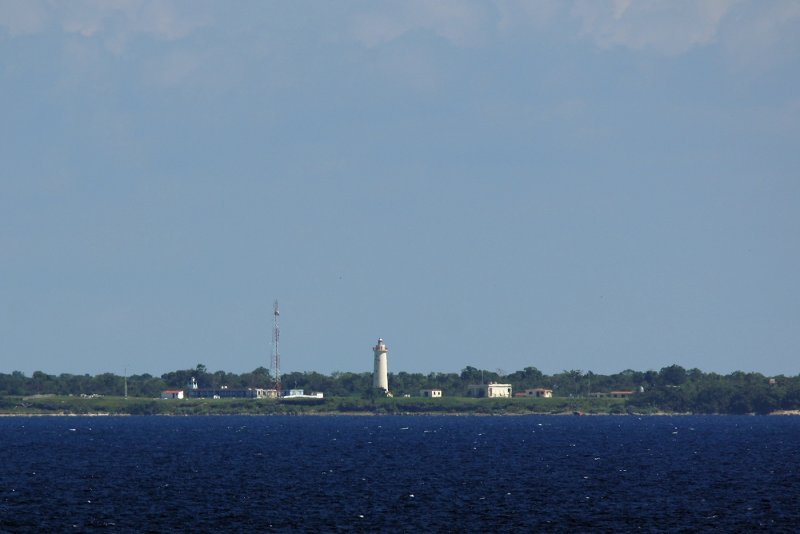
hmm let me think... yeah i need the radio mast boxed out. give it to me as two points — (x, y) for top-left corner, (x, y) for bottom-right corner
(272, 300), (281, 396)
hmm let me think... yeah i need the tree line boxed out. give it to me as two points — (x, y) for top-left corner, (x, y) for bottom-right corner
(1, 364), (799, 414)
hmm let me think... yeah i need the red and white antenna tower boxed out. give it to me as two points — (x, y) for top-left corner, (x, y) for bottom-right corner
(271, 300), (281, 395)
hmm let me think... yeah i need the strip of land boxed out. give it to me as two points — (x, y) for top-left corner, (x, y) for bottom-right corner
(1, 395), (794, 416)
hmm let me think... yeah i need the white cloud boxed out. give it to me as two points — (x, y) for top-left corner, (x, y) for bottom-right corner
(346, 0), (742, 55)
(345, 0), (736, 56)
(349, 0), (491, 48)
(66, 1), (212, 54)
(5, 0), (799, 74)
(1, 0), (211, 52)
(570, 0), (735, 56)
(493, 0), (562, 31)
(613, 0), (633, 20)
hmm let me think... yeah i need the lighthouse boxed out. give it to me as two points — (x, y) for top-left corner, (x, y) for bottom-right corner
(372, 338), (389, 393)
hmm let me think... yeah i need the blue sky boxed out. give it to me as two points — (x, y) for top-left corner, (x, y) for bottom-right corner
(1, 1), (799, 377)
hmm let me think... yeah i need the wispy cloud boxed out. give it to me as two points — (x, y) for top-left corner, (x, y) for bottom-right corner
(345, 0), (800, 74)
(570, 0), (735, 56)
(1, 0), (211, 52)
(346, 0), (738, 54)
(349, 0), (492, 48)
(493, 0), (562, 31)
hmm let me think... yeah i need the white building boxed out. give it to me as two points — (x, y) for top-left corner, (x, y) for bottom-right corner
(284, 389), (324, 399)
(521, 388), (553, 398)
(161, 390), (184, 400)
(466, 383), (512, 398)
(373, 338), (389, 393)
(420, 388), (443, 398)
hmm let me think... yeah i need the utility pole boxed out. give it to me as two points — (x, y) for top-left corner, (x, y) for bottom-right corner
(124, 367), (128, 399)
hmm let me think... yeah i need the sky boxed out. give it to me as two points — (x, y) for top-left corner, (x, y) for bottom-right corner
(1, 0), (799, 378)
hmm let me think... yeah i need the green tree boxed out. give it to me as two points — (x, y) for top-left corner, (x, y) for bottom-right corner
(659, 364), (687, 386)
(460, 366), (482, 383)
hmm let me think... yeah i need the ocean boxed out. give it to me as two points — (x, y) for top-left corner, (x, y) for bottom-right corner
(1, 415), (798, 532)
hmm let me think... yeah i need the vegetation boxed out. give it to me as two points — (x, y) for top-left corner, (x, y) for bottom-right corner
(0, 395), (625, 416)
(1, 364), (798, 415)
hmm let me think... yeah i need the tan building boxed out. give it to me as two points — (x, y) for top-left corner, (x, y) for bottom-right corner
(466, 383), (512, 398)
(420, 389), (443, 398)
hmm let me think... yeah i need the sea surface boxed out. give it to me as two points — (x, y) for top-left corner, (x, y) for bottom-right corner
(1, 415), (798, 532)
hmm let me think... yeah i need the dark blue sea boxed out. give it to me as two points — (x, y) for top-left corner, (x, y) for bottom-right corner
(1, 415), (798, 532)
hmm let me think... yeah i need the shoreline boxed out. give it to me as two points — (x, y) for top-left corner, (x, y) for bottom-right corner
(1, 411), (797, 417)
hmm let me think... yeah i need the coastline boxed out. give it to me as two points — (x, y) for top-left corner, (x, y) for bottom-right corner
(1, 410), (797, 417)
(3, 394), (797, 417)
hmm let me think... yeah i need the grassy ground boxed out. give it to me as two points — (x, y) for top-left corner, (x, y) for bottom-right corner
(0, 395), (633, 416)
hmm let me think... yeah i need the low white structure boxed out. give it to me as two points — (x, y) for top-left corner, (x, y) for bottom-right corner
(420, 388), (443, 398)
(520, 388), (553, 398)
(466, 383), (512, 398)
(161, 390), (184, 400)
(284, 389), (324, 399)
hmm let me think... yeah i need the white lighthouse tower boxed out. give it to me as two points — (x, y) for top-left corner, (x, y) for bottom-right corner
(372, 338), (389, 394)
